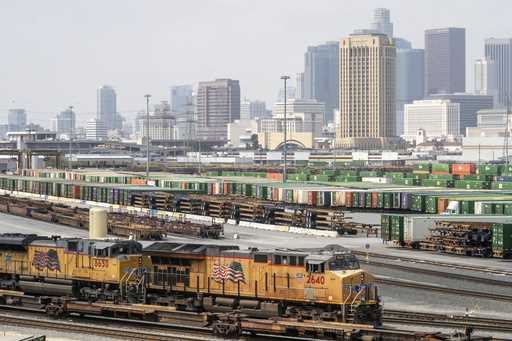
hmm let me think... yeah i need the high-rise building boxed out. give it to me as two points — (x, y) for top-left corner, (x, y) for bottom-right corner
(86, 118), (107, 141)
(277, 86), (296, 102)
(7, 109), (27, 132)
(240, 99), (268, 120)
(52, 108), (76, 137)
(135, 101), (175, 141)
(396, 48), (425, 135)
(97, 85), (119, 131)
(337, 33), (396, 149)
(475, 58), (498, 106)
(424, 28), (466, 95)
(196, 79), (240, 140)
(427, 93), (494, 135)
(174, 92), (197, 141)
(170, 85), (193, 114)
(485, 38), (512, 107)
(296, 72), (304, 100)
(404, 99), (460, 142)
(370, 8), (393, 37)
(303, 41), (339, 123)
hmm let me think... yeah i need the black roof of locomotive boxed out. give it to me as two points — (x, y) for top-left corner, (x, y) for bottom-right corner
(0, 233), (50, 251)
(143, 242), (239, 256)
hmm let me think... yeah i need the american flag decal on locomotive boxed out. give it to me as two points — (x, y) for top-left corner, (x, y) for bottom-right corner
(212, 261), (246, 283)
(32, 249), (61, 272)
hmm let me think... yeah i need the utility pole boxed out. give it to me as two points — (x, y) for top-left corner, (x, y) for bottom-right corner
(145, 94), (151, 181)
(68, 106), (74, 170)
(281, 75), (290, 183)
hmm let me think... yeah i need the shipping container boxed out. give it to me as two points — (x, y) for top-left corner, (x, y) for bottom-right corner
(451, 163), (475, 176)
(477, 164), (499, 176)
(492, 223), (512, 258)
(390, 215), (404, 243)
(381, 214), (392, 241)
(431, 164), (450, 173)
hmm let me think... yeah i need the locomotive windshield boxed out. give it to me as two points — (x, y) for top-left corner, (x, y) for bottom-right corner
(327, 254), (360, 270)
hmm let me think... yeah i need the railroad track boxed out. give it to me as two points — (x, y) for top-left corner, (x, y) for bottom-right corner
(383, 309), (512, 334)
(376, 277), (512, 302)
(362, 259), (512, 287)
(353, 250), (512, 277)
(0, 313), (212, 340)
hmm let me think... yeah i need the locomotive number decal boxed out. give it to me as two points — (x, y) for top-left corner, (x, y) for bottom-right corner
(32, 249), (61, 272)
(306, 274), (325, 285)
(93, 259), (109, 268)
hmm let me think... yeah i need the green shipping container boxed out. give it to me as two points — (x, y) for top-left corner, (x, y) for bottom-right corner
(492, 223), (512, 258)
(431, 164), (450, 173)
(381, 214), (392, 241)
(425, 196), (438, 214)
(478, 164), (499, 175)
(429, 174), (454, 180)
(481, 203), (494, 215)
(411, 194), (425, 212)
(383, 192), (393, 209)
(414, 163), (432, 171)
(390, 215), (404, 242)
(491, 182), (512, 190)
(460, 201), (475, 214)
(377, 192), (384, 208)
(495, 203), (505, 215)
(504, 203), (512, 216)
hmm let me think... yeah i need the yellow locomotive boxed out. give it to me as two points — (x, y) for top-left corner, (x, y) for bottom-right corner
(0, 234), (151, 301)
(0, 234), (381, 325)
(145, 243), (381, 324)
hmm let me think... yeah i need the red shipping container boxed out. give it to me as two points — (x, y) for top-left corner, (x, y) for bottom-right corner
(437, 198), (449, 214)
(371, 192), (379, 208)
(223, 183), (229, 194)
(72, 185), (80, 199)
(308, 191), (317, 206)
(345, 192), (353, 207)
(451, 163), (475, 176)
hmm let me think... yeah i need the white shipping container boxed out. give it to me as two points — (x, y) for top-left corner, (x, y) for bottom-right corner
(362, 177), (392, 184)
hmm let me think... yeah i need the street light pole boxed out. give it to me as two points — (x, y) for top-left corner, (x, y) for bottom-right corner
(68, 106), (74, 170)
(280, 75), (290, 183)
(145, 94), (151, 181)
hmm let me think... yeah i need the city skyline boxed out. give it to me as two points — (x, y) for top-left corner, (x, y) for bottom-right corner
(1, 1), (512, 126)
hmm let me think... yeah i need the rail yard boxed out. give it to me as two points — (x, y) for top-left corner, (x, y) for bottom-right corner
(0, 165), (511, 340)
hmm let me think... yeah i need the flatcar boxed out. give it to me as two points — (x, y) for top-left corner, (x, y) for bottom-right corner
(0, 233), (381, 325)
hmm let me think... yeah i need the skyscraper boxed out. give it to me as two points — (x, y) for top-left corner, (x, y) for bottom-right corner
(370, 8), (393, 37)
(97, 85), (118, 131)
(170, 85), (193, 113)
(295, 72), (304, 100)
(303, 41), (339, 123)
(424, 28), (466, 95)
(196, 79), (240, 140)
(485, 38), (512, 107)
(337, 33), (396, 149)
(396, 48), (425, 135)
(475, 58), (498, 106)
(52, 108), (76, 137)
(241, 99), (268, 120)
(7, 109), (27, 132)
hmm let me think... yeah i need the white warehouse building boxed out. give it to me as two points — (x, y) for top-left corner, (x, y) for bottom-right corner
(404, 99), (460, 143)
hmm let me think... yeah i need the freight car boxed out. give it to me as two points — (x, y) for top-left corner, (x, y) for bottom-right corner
(0, 234), (381, 325)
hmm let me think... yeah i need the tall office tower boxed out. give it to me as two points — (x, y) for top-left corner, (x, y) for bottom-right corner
(424, 28), (466, 95)
(370, 8), (393, 37)
(86, 118), (107, 141)
(304, 41), (339, 123)
(485, 38), (512, 107)
(7, 109), (27, 132)
(240, 99), (268, 120)
(337, 33), (396, 149)
(97, 85), (118, 130)
(196, 79), (240, 140)
(396, 48), (425, 135)
(170, 85), (193, 113)
(52, 108), (76, 136)
(475, 58), (498, 106)
(296, 72), (305, 100)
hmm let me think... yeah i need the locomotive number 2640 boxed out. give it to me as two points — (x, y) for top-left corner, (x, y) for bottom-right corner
(306, 274), (325, 285)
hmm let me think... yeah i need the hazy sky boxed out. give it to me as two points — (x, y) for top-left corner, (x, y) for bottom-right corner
(1, 0), (511, 126)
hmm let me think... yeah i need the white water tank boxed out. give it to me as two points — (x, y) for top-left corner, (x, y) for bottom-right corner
(89, 207), (108, 239)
